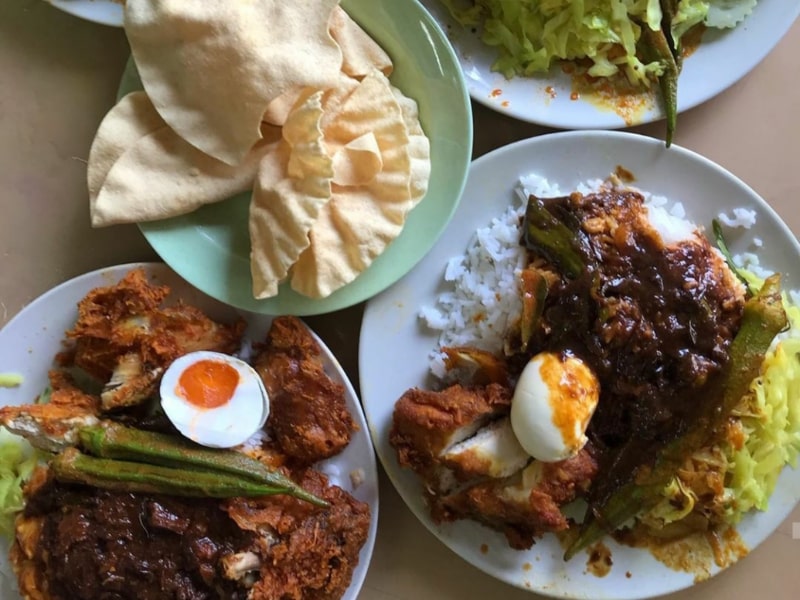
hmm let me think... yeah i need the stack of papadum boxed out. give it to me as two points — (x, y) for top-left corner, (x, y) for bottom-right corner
(88, 0), (431, 299)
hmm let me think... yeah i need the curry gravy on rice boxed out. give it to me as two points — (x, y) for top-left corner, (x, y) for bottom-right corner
(391, 180), (767, 563)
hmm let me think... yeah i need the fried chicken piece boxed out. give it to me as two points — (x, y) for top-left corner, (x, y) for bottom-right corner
(46, 370), (100, 412)
(0, 403), (99, 453)
(254, 317), (355, 464)
(436, 448), (598, 549)
(225, 468), (371, 600)
(390, 383), (600, 548)
(440, 417), (530, 480)
(63, 269), (244, 411)
(389, 383), (512, 490)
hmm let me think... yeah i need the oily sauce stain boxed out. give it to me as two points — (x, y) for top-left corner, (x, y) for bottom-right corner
(614, 525), (748, 582)
(614, 165), (636, 183)
(561, 24), (705, 124)
(586, 542), (613, 577)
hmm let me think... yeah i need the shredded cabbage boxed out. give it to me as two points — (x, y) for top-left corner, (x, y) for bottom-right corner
(723, 289), (800, 522)
(647, 267), (800, 528)
(0, 374), (23, 388)
(0, 429), (36, 538)
(440, 0), (757, 83)
(706, 0), (758, 29)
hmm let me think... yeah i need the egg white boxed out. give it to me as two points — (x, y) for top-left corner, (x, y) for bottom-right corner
(159, 350), (269, 448)
(510, 352), (599, 462)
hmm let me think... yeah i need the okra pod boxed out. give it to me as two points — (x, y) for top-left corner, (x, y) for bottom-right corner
(52, 447), (299, 499)
(78, 422), (327, 507)
(566, 275), (787, 559)
(639, 25), (679, 147)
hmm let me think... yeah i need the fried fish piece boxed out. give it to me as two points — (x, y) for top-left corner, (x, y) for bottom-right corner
(2, 362), (99, 454)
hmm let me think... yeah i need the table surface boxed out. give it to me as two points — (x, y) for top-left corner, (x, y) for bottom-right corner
(1, 2), (798, 599)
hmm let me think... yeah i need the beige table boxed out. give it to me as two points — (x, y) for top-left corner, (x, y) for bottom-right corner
(1, 1), (798, 598)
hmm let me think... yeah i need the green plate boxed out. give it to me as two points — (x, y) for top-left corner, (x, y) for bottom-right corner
(117, 0), (472, 315)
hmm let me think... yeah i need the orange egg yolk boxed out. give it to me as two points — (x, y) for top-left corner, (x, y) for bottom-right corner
(176, 359), (239, 409)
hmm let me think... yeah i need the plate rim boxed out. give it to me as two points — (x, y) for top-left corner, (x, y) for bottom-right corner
(0, 261), (380, 600)
(358, 129), (800, 598)
(46, 0), (124, 27)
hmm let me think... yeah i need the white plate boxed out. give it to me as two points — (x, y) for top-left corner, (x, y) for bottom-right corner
(419, 0), (800, 129)
(359, 130), (800, 599)
(0, 263), (379, 600)
(47, 0), (123, 27)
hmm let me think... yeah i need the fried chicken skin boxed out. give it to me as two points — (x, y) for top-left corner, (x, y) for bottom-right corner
(389, 383), (512, 487)
(225, 468), (371, 600)
(65, 268), (245, 410)
(254, 317), (355, 464)
(436, 449), (598, 549)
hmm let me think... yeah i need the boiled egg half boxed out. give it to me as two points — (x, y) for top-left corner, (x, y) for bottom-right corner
(160, 351), (269, 448)
(510, 351), (600, 462)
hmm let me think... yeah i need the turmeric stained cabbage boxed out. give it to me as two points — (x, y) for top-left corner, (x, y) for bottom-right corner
(649, 272), (800, 528)
(724, 276), (800, 521)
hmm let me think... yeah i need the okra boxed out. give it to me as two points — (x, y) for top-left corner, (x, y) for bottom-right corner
(78, 422), (327, 507)
(566, 275), (787, 559)
(52, 447), (302, 499)
(639, 24), (679, 147)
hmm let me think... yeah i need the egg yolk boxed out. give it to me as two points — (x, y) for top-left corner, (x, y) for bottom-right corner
(176, 359), (239, 409)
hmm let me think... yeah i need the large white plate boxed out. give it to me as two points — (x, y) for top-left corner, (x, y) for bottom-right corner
(359, 130), (800, 599)
(419, 0), (800, 129)
(47, 0), (123, 27)
(0, 263), (379, 600)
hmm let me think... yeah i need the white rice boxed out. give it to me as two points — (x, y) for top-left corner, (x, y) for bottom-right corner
(418, 193), (528, 379)
(420, 173), (786, 378)
(717, 207), (757, 229)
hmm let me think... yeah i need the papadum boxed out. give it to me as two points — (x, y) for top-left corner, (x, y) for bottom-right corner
(124, 0), (343, 166)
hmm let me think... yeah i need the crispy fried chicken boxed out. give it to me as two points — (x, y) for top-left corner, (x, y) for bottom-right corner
(436, 450), (597, 549)
(254, 316), (355, 464)
(390, 383), (597, 549)
(64, 268), (245, 411)
(390, 383), (513, 491)
(225, 469), (371, 600)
